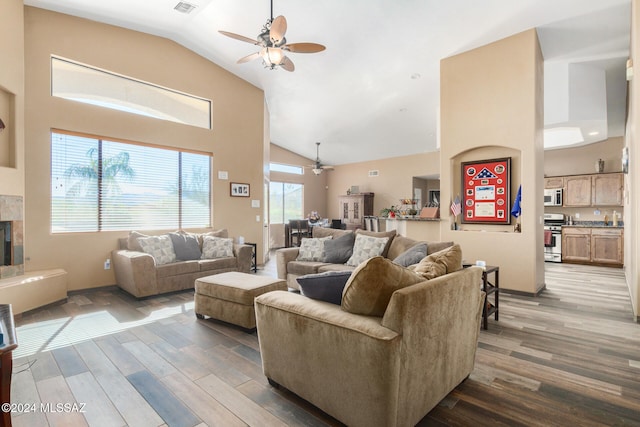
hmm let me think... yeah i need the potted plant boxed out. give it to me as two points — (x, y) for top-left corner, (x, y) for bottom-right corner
(379, 206), (399, 218)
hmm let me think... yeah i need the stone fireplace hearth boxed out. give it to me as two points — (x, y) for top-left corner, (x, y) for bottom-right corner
(0, 195), (23, 279)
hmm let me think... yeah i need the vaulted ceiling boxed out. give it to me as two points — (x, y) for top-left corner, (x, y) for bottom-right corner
(25, 0), (631, 165)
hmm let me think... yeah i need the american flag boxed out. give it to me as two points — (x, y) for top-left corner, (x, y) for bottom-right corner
(450, 195), (461, 217)
(474, 167), (497, 179)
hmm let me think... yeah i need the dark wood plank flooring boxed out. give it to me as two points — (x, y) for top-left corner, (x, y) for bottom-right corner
(10, 261), (639, 426)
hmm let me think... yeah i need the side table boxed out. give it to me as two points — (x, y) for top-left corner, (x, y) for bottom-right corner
(245, 242), (257, 273)
(480, 266), (499, 330)
(464, 264), (499, 330)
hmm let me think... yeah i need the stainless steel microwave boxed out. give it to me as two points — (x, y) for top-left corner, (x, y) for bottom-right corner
(544, 188), (562, 206)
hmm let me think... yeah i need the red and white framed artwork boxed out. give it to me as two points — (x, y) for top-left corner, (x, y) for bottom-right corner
(461, 157), (511, 224)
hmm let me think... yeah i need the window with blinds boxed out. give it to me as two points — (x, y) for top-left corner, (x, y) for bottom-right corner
(51, 131), (211, 233)
(269, 182), (303, 224)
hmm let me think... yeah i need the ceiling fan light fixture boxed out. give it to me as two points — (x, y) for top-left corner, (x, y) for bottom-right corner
(261, 47), (285, 68)
(312, 168), (323, 175)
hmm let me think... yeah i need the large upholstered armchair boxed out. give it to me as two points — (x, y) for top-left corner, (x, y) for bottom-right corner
(255, 264), (484, 427)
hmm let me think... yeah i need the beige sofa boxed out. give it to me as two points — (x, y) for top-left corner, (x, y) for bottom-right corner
(255, 265), (485, 427)
(276, 226), (453, 289)
(112, 230), (253, 298)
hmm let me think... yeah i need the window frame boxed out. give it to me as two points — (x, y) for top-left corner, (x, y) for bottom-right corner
(269, 181), (304, 224)
(50, 129), (212, 233)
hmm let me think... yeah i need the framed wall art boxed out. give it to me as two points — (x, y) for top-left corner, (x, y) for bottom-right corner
(230, 182), (250, 197)
(461, 157), (511, 224)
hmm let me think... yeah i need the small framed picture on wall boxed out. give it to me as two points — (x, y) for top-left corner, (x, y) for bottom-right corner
(230, 182), (250, 197)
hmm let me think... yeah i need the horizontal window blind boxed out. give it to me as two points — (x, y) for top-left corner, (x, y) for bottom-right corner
(51, 131), (211, 233)
(51, 133), (99, 232)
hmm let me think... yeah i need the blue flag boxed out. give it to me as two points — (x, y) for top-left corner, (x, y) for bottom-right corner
(511, 185), (522, 218)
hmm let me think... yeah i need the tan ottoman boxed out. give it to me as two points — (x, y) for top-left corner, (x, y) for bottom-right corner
(194, 272), (287, 330)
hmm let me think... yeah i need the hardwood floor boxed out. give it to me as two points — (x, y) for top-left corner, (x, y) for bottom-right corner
(9, 261), (640, 426)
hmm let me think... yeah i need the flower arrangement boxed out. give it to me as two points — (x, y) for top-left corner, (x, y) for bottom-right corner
(307, 211), (321, 222)
(380, 206), (399, 218)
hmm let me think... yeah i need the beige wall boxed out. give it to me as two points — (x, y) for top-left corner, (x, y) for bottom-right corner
(0, 0), (25, 196)
(545, 137), (625, 176)
(24, 7), (265, 290)
(326, 151), (440, 219)
(628, 0), (639, 320)
(440, 29), (545, 294)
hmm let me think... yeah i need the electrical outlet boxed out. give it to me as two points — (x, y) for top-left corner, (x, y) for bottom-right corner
(104, 259), (111, 270)
(256, 215), (261, 222)
(575, 213), (580, 219)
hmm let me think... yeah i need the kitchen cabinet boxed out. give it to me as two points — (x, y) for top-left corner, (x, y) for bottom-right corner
(591, 228), (623, 266)
(563, 175), (592, 207)
(338, 193), (374, 230)
(550, 173), (623, 207)
(562, 227), (623, 267)
(544, 177), (564, 189)
(592, 173), (623, 206)
(562, 228), (591, 262)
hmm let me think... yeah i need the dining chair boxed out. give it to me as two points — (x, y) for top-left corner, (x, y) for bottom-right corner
(289, 219), (310, 246)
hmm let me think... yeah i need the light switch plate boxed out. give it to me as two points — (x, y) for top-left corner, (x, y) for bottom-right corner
(251, 199), (260, 208)
(218, 171), (228, 180)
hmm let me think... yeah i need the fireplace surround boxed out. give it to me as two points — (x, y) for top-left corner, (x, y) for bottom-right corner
(0, 196), (23, 279)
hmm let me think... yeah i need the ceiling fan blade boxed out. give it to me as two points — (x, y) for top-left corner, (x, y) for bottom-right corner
(321, 165), (334, 170)
(270, 15), (287, 45)
(285, 42), (326, 53)
(281, 56), (295, 72)
(219, 30), (258, 45)
(237, 52), (261, 64)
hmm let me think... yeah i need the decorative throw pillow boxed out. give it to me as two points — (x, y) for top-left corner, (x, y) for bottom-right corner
(323, 232), (355, 263)
(137, 235), (176, 265)
(297, 270), (353, 305)
(354, 229), (396, 257)
(387, 234), (422, 260)
(201, 236), (234, 259)
(345, 234), (389, 267)
(197, 229), (229, 249)
(341, 256), (424, 316)
(296, 236), (332, 262)
(393, 243), (428, 267)
(412, 244), (463, 280)
(128, 230), (148, 252)
(169, 232), (202, 261)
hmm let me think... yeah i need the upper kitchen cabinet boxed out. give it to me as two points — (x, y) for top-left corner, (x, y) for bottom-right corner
(592, 173), (623, 206)
(544, 176), (564, 189)
(563, 175), (592, 207)
(562, 173), (623, 207)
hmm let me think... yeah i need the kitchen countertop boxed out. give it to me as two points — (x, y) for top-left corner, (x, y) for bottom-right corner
(563, 223), (624, 229)
(384, 217), (441, 221)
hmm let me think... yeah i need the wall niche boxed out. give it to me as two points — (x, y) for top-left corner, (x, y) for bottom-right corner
(0, 87), (15, 169)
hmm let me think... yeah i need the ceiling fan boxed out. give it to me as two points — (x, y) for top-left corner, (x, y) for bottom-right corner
(219, 0), (325, 72)
(307, 142), (334, 175)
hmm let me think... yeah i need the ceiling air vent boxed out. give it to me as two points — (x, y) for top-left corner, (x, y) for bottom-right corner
(368, 170), (379, 177)
(174, 2), (197, 14)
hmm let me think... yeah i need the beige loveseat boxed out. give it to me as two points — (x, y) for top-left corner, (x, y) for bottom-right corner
(255, 263), (485, 427)
(112, 230), (253, 298)
(276, 226), (453, 289)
